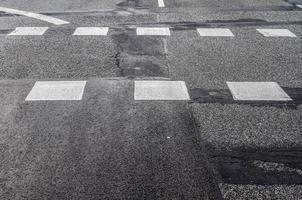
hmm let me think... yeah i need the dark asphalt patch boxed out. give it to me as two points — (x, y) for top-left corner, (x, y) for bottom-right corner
(286, 0), (302, 5)
(44, 26), (75, 36)
(120, 55), (168, 77)
(211, 155), (302, 184)
(111, 32), (169, 78)
(116, 0), (157, 8)
(164, 19), (302, 30)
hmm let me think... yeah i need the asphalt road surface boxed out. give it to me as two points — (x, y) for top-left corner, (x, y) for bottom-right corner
(0, 0), (301, 199)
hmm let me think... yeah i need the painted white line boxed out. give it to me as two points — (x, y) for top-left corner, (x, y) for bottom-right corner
(0, 6), (69, 25)
(256, 29), (297, 37)
(25, 81), (87, 101)
(136, 27), (170, 36)
(297, 5), (302, 8)
(158, 0), (165, 7)
(134, 81), (190, 100)
(73, 27), (109, 35)
(197, 28), (234, 37)
(227, 82), (292, 101)
(8, 27), (48, 35)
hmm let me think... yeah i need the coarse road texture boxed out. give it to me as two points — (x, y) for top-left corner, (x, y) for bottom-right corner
(0, 0), (301, 199)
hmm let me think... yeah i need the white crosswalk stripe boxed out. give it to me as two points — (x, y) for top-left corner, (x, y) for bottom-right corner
(158, 0), (165, 7)
(134, 81), (190, 100)
(226, 82), (292, 101)
(256, 29), (297, 37)
(136, 27), (171, 36)
(73, 27), (109, 35)
(8, 27), (48, 36)
(197, 28), (234, 37)
(25, 81), (87, 101)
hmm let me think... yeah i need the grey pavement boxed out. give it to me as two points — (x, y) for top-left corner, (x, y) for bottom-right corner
(0, 0), (301, 199)
(0, 79), (221, 199)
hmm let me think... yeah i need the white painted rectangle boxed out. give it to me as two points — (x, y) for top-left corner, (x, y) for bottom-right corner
(227, 82), (292, 101)
(25, 81), (87, 101)
(158, 0), (165, 7)
(256, 29), (297, 37)
(136, 27), (171, 36)
(8, 27), (48, 35)
(197, 28), (234, 37)
(73, 27), (109, 35)
(134, 81), (190, 100)
(0, 6), (69, 25)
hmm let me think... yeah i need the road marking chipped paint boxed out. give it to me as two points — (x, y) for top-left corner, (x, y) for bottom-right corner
(158, 0), (165, 7)
(0, 6), (69, 25)
(25, 81), (87, 101)
(256, 29), (297, 37)
(73, 27), (109, 35)
(226, 82), (292, 101)
(8, 27), (48, 35)
(136, 27), (170, 36)
(134, 81), (190, 100)
(197, 28), (234, 37)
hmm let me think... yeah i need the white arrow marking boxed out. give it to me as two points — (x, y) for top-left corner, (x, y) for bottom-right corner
(0, 6), (69, 25)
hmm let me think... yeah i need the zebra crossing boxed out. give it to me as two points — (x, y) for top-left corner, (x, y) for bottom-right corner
(22, 80), (295, 102)
(3, 26), (300, 38)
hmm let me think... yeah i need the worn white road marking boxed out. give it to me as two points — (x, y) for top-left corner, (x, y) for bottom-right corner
(256, 29), (297, 37)
(134, 81), (190, 100)
(0, 6), (69, 25)
(158, 0), (165, 7)
(25, 81), (87, 101)
(8, 27), (48, 35)
(197, 28), (234, 37)
(73, 27), (109, 35)
(137, 27), (170, 36)
(297, 5), (302, 8)
(227, 82), (292, 101)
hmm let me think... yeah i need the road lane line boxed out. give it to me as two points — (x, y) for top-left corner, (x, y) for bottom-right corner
(197, 28), (234, 37)
(0, 6), (69, 25)
(134, 81), (190, 100)
(8, 27), (48, 35)
(158, 0), (165, 7)
(25, 81), (87, 101)
(226, 82), (292, 101)
(73, 27), (109, 35)
(136, 27), (170, 36)
(256, 29), (297, 37)
(297, 5), (302, 8)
